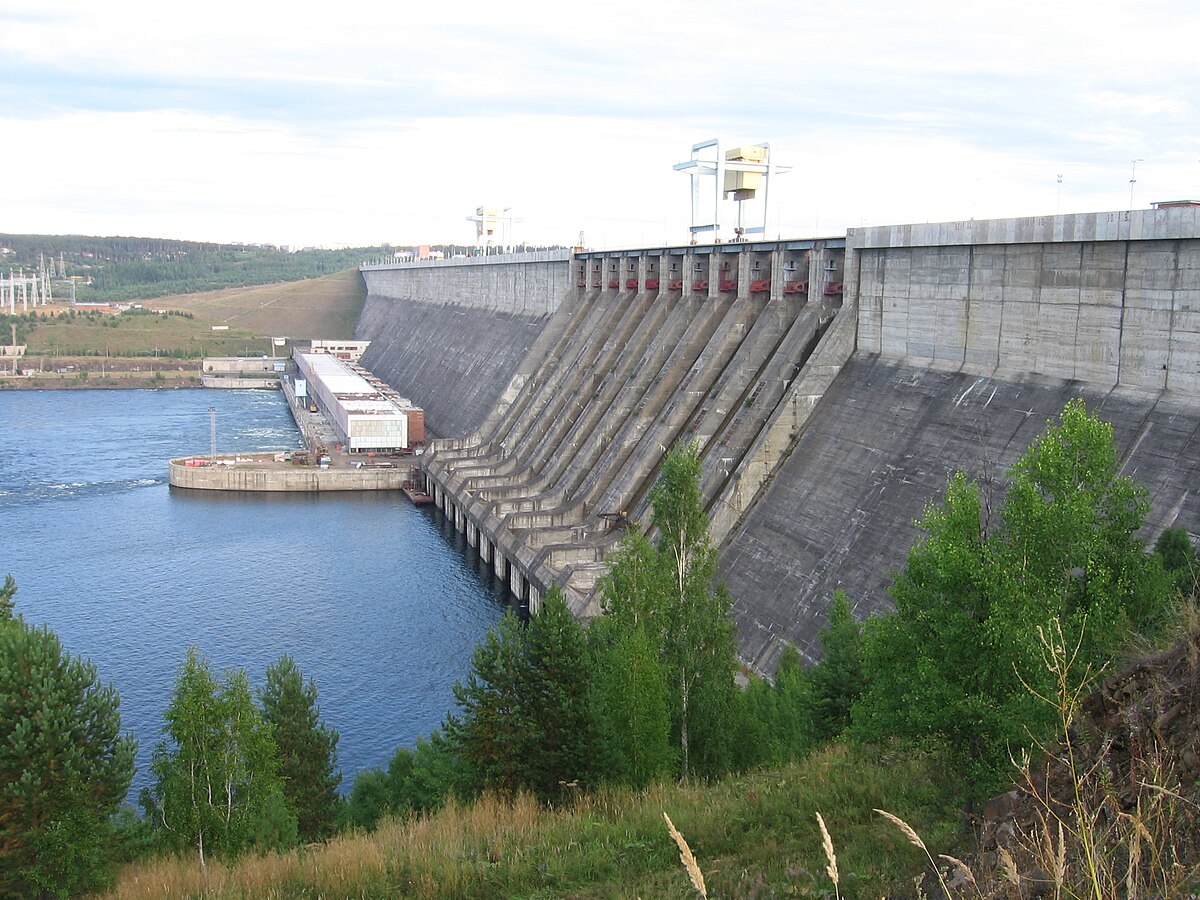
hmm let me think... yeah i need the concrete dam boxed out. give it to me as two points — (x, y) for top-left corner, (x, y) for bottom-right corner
(358, 207), (1200, 674)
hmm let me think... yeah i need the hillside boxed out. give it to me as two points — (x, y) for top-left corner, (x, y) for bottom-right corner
(100, 619), (1200, 898)
(2, 270), (365, 367)
(156, 268), (366, 339)
(0, 233), (384, 303)
(102, 744), (960, 898)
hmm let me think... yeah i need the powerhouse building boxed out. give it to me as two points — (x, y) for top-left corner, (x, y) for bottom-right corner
(293, 348), (425, 452)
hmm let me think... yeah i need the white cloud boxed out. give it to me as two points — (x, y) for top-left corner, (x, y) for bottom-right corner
(2, 0), (1199, 246)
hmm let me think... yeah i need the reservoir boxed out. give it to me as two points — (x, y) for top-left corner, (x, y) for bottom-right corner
(0, 388), (508, 797)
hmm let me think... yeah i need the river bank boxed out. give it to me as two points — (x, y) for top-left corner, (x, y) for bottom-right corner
(0, 373), (201, 389)
(0, 355), (201, 389)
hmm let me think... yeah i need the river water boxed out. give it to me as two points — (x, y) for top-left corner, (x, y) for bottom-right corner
(0, 387), (508, 797)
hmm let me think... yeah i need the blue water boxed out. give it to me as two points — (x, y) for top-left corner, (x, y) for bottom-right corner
(0, 388), (508, 797)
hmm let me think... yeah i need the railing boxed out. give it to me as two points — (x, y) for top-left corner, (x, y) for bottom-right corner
(360, 249), (572, 270)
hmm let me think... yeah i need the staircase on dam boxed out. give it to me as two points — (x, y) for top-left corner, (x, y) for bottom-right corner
(419, 240), (853, 614)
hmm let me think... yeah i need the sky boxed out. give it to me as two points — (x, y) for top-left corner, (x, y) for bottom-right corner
(2, 0), (1198, 250)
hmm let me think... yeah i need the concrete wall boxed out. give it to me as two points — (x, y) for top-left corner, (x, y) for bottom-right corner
(360, 250), (571, 315)
(853, 208), (1200, 394)
(357, 252), (571, 438)
(168, 457), (412, 491)
(421, 240), (851, 617)
(718, 354), (1200, 673)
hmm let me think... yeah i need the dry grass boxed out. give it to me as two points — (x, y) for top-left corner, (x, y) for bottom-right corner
(103, 746), (959, 898)
(663, 811), (707, 898)
(160, 270), (365, 339)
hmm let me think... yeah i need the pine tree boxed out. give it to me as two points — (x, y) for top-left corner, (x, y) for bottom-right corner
(0, 588), (136, 897)
(150, 648), (287, 868)
(444, 611), (536, 796)
(261, 655), (341, 842)
(0, 574), (15, 620)
(809, 590), (865, 740)
(522, 587), (599, 801)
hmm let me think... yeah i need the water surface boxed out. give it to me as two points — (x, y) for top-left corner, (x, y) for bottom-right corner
(0, 388), (506, 796)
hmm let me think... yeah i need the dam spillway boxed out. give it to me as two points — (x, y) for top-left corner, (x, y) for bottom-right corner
(358, 207), (1200, 674)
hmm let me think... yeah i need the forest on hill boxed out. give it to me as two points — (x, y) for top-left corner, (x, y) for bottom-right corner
(0, 233), (390, 302)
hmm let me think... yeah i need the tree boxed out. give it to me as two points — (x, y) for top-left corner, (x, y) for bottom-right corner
(598, 442), (740, 781)
(1002, 398), (1173, 657)
(444, 587), (601, 803)
(149, 648), (287, 868)
(853, 401), (1175, 801)
(589, 616), (673, 787)
(809, 590), (865, 741)
(0, 574), (15, 620)
(853, 471), (1039, 800)
(261, 655), (341, 842)
(1155, 526), (1198, 601)
(0, 582), (136, 897)
(443, 611), (536, 796)
(521, 587), (600, 801)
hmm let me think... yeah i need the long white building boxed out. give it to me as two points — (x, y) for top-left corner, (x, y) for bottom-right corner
(293, 349), (424, 451)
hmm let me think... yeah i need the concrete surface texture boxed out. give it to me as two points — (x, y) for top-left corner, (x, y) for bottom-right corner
(719, 353), (1200, 674)
(853, 208), (1200, 394)
(355, 210), (1200, 675)
(422, 240), (850, 614)
(354, 296), (551, 439)
(167, 456), (412, 491)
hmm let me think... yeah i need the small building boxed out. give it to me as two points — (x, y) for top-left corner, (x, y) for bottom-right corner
(293, 349), (424, 452)
(308, 339), (371, 362)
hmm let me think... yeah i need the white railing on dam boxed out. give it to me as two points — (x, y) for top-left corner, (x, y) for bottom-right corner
(361, 249), (572, 270)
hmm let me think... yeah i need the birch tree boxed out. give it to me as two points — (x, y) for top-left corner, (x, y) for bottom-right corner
(149, 648), (286, 868)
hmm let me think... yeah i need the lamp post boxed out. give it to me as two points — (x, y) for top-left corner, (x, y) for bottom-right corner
(1129, 158), (1144, 209)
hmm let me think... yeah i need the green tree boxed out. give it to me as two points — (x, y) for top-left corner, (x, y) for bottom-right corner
(1002, 398), (1173, 656)
(853, 400), (1175, 801)
(444, 611), (536, 796)
(0, 574), (14, 620)
(393, 730), (471, 815)
(149, 648), (287, 868)
(344, 768), (391, 831)
(742, 644), (817, 765)
(598, 442), (740, 781)
(521, 587), (600, 800)
(589, 616), (673, 787)
(0, 582), (136, 897)
(853, 471), (1037, 800)
(261, 655), (341, 842)
(809, 590), (865, 741)
(1155, 526), (1198, 601)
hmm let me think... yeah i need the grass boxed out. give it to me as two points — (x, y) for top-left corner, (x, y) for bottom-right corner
(20, 315), (263, 359)
(102, 743), (961, 898)
(8, 269), (365, 362)
(156, 269), (366, 339)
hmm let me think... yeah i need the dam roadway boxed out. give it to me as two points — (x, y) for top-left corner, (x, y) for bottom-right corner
(358, 207), (1200, 674)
